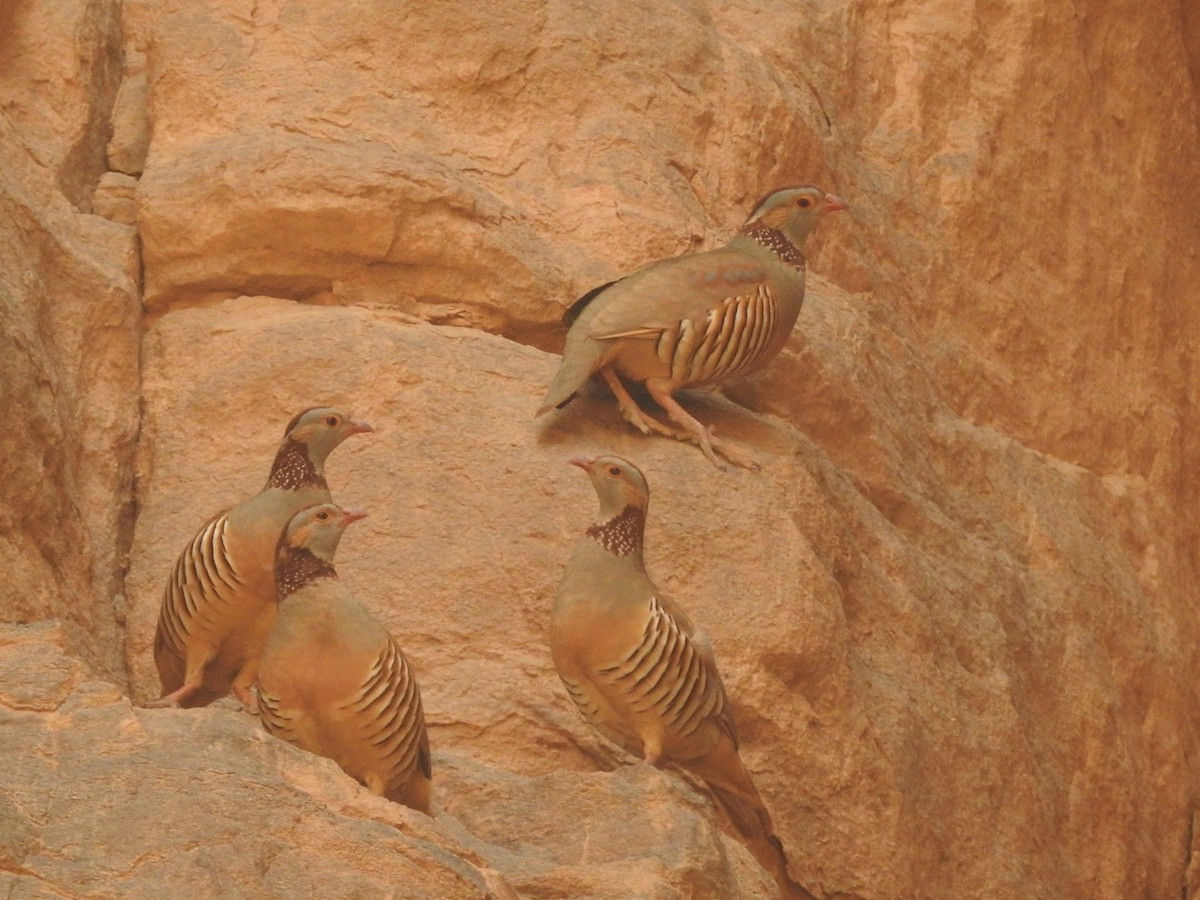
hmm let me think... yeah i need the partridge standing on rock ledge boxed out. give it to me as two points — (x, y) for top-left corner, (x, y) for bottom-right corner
(257, 504), (433, 815)
(150, 407), (372, 711)
(537, 186), (846, 470)
(551, 455), (812, 899)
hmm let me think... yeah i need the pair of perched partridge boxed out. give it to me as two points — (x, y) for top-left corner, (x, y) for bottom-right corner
(553, 455), (813, 899)
(539, 185), (846, 469)
(151, 407), (432, 814)
(151, 407), (373, 710)
(542, 189), (838, 891)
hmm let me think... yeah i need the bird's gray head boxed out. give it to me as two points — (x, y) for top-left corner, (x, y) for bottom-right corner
(743, 185), (847, 247)
(283, 406), (374, 463)
(280, 503), (367, 564)
(267, 406), (373, 490)
(274, 503), (367, 600)
(570, 454), (650, 519)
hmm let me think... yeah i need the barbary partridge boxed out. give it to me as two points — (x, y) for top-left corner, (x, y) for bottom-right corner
(551, 455), (811, 898)
(257, 504), (433, 815)
(150, 406), (372, 710)
(538, 186), (846, 469)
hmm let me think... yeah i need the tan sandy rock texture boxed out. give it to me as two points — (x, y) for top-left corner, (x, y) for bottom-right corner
(2, 0), (1199, 897)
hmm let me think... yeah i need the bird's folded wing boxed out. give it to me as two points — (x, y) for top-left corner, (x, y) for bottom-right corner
(657, 592), (740, 747)
(587, 249), (767, 339)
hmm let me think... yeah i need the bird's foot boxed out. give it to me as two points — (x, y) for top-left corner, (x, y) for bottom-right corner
(709, 433), (760, 472)
(233, 684), (260, 716)
(643, 380), (759, 472)
(613, 396), (681, 439)
(144, 684), (196, 709)
(624, 407), (686, 440)
(675, 424), (759, 472)
(603, 368), (686, 439)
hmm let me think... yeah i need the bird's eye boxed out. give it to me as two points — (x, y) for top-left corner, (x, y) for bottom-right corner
(325, 416), (339, 427)
(607, 465), (622, 477)
(316, 511), (329, 521)
(797, 197), (813, 209)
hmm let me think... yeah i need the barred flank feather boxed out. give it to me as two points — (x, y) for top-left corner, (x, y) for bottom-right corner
(153, 513), (248, 705)
(597, 597), (721, 739)
(654, 287), (779, 387)
(342, 636), (432, 788)
(157, 514), (243, 658)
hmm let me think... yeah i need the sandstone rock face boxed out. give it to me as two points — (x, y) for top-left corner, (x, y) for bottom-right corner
(0, 0), (139, 684)
(3, 0), (1200, 898)
(2, 622), (769, 899)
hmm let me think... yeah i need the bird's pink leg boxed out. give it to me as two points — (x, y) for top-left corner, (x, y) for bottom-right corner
(145, 647), (214, 709)
(644, 378), (759, 471)
(601, 369), (683, 439)
(231, 681), (260, 716)
(144, 683), (199, 709)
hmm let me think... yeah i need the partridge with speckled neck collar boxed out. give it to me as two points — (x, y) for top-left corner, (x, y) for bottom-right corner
(257, 504), (433, 814)
(538, 186), (846, 470)
(149, 406), (372, 711)
(550, 454), (812, 898)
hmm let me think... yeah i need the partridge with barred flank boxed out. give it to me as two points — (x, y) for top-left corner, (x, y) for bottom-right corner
(551, 455), (812, 898)
(150, 406), (372, 711)
(538, 186), (846, 469)
(257, 504), (432, 815)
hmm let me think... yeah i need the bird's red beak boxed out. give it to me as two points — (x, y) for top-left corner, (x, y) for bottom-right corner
(823, 193), (848, 213)
(569, 456), (595, 472)
(347, 419), (374, 435)
(340, 508), (369, 525)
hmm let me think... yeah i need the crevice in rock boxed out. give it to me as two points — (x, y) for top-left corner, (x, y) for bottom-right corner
(144, 280), (338, 324)
(57, 0), (123, 212)
(113, 394), (145, 696)
(496, 316), (566, 356)
(1185, 808), (1200, 899)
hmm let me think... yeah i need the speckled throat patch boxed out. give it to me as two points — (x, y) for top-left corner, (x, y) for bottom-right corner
(276, 547), (337, 600)
(586, 505), (645, 556)
(743, 223), (807, 272)
(268, 439), (328, 491)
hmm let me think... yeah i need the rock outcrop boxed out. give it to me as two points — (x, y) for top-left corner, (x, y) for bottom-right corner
(2, 0), (1199, 897)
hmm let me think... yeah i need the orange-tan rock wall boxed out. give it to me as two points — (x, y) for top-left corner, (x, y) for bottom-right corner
(2, 0), (1198, 897)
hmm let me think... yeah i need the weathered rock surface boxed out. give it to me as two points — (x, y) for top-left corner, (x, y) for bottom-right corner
(3, 0), (1199, 897)
(0, 0), (139, 684)
(1, 622), (770, 899)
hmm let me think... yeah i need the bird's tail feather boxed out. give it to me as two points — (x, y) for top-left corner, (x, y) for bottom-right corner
(708, 783), (815, 899)
(536, 338), (605, 417)
(689, 745), (816, 899)
(708, 778), (774, 839)
(686, 738), (774, 837)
